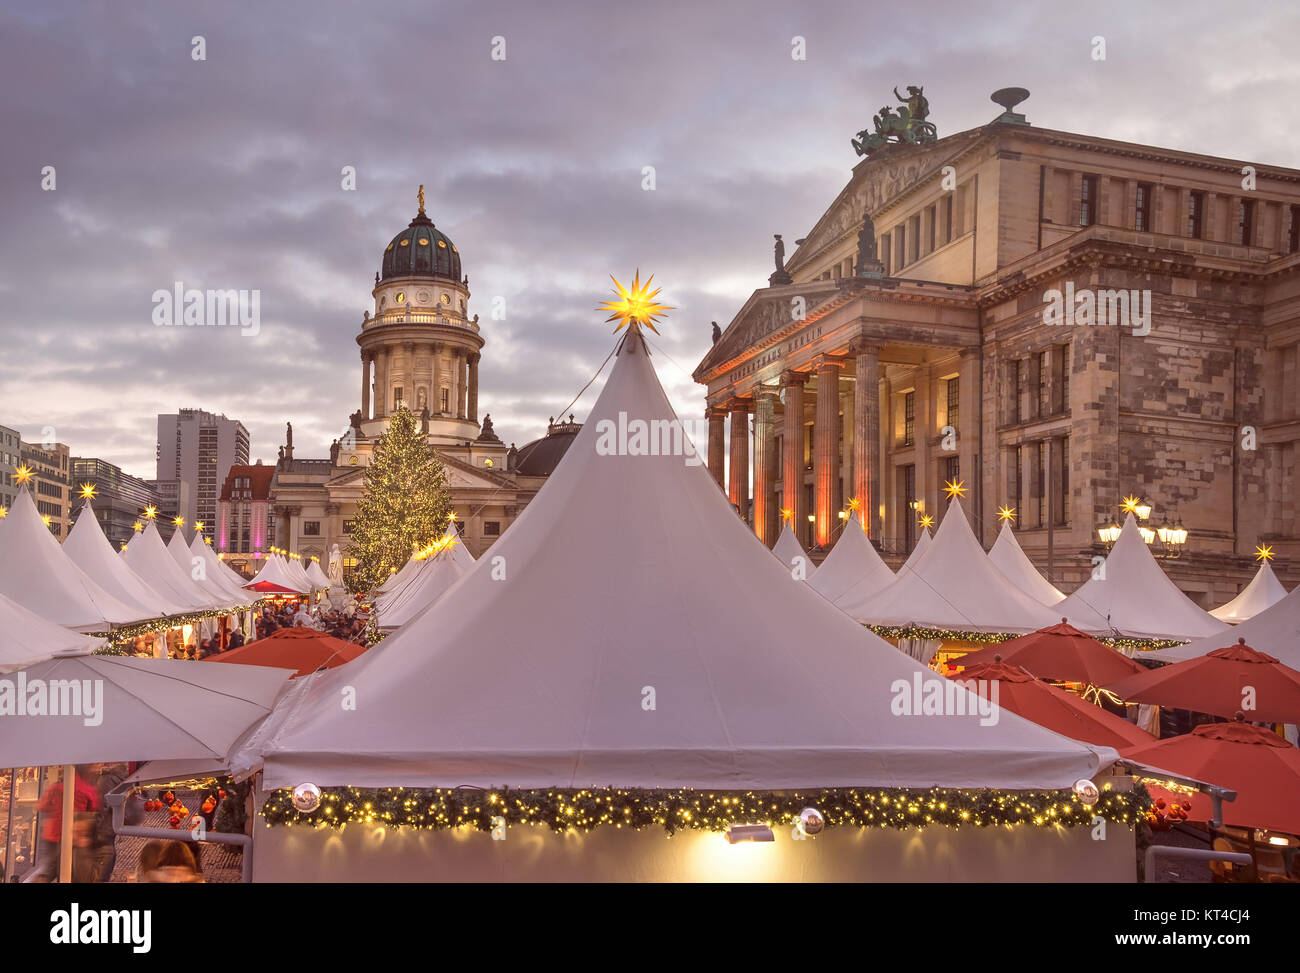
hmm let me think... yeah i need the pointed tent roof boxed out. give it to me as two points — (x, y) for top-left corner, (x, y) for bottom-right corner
(987, 521), (1066, 606)
(1148, 584), (1300, 667)
(446, 522), (477, 569)
(167, 528), (246, 607)
(188, 532), (256, 596)
(1057, 514), (1224, 641)
(835, 499), (1064, 633)
(0, 489), (153, 631)
(771, 521), (813, 576)
(899, 527), (932, 573)
(124, 522), (222, 612)
(1209, 560), (1287, 624)
(376, 554), (420, 595)
(64, 504), (191, 619)
(0, 589), (105, 673)
(246, 555), (310, 594)
(375, 546), (469, 630)
(305, 558), (332, 590)
(283, 554), (316, 591)
(808, 512), (894, 604)
(258, 332), (1114, 791)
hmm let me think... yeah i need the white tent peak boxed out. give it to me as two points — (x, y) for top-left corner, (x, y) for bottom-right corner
(125, 521), (223, 612)
(1150, 581), (1300, 667)
(987, 521), (1067, 606)
(1057, 513), (1224, 641)
(1209, 559), (1287, 624)
(64, 502), (190, 619)
(375, 544), (470, 630)
(810, 511), (894, 604)
(899, 527), (932, 574)
(771, 522), (813, 577)
(257, 331), (1114, 792)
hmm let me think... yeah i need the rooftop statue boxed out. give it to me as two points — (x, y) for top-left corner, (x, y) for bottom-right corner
(852, 85), (937, 156)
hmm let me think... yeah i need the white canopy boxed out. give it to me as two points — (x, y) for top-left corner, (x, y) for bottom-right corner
(258, 332), (1114, 791)
(899, 527), (932, 573)
(189, 532), (257, 597)
(246, 554), (311, 594)
(64, 504), (191, 619)
(771, 522), (813, 577)
(987, 521), (1067, 606)
(808, 512), (894, 604)
(125, 522), (224, 612)
(305, 558), (332, 590)
(283, 555), (316, 592)
(446, 522), (477, 569)
(376, 554), (420, 595)
(167, 528), (247, 606)
(1209, 560), (1287, 624)
(835, 498), (1064, 633)
(0, 489), (152, 632)
(375, 546), (469, 630)
(0, 590), (104, 673)
(1056, 514), (1224, 641)
(1148, 583), (1300, 667)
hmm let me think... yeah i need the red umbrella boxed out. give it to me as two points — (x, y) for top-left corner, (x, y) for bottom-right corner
(243, 580), (302, 594)
(949, 661), (1155, 751)
(955, 618), (1145, 685)
(1104, 638), (1300, 724)
(1123, 719), (1300, 834)
(203, 627), (366, 677)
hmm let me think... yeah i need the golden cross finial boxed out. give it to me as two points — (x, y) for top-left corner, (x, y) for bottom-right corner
(598, 271), (673, 335)
(13, 464), (34, 486)
(943, 479), (967, 500)
(997, 505), (1016, 523)
(1255, 544), (1275, 562)
(79, 482), (97, 500)
(417, 184), (426, 215)
(919, 513), (935, 528)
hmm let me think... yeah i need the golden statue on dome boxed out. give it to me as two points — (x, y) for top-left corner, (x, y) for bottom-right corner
(417, 184), (426, 215)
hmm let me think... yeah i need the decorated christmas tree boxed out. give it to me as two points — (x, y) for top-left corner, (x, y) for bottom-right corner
(348, 407), (452, 592)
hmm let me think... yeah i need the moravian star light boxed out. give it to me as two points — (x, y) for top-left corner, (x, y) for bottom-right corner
(598, 271), (673, 335)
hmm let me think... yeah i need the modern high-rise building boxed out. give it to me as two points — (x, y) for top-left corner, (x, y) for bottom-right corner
(155, 409), (250, 537)
(0, 424), (19, 513)
(71, 457), (163, 549)
(18, 440), (71, 539)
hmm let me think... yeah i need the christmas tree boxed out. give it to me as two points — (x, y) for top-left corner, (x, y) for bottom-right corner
(348, 407), (452, 592)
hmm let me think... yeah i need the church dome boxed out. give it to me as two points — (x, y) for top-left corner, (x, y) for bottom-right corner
(381, 210), (462, 282)
(514, 416), (581, 476)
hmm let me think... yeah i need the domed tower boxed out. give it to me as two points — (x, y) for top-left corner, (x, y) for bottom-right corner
(357, 186), (483, 446)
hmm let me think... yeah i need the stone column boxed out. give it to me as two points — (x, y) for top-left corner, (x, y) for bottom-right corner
(432, 343), (443, 414)
(361, 352), (371, 419)
(375, 347), (389, 417)
(781, 371), (807, 534)
(814, 358), (843, 548)
(851, 341), (881, 538)
(402, 341), (415, 411)
(915, 365), (933, 518)
(958, 348), (979, 522)
(457, 351), (468, 419)
(752, 389), (779, 545)
(728, 401), (750, 520)
(468, 352), (480, 422)
(707, 407), (727, 489)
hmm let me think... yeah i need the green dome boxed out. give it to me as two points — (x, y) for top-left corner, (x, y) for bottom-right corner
(381, 211), (461, 282)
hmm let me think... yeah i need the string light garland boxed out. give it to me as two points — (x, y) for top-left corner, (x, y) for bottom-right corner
(866, 624), (1182, 651)
(87, 604), (256, 651)
(261, 784), (1146, 835)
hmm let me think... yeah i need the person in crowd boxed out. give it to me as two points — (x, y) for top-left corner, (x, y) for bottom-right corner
(29, 765), (102, 881)
(136, 839), (203, 883)
(92, 762), (130, 882)
(227, 628), (245, 650)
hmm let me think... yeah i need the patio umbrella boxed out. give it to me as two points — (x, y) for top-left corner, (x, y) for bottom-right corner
(955, 618), (1146, 685)
(951, 661), (1156, 751)
(0, 652), (292, 882)
(1123, 719), (1300, 834)
(203, 627), (366, 677)
(1104, 638), (1300, 724)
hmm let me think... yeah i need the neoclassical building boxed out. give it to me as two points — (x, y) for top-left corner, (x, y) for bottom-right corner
(248, 192), (577, 569)
(694, 88), (1300, 606)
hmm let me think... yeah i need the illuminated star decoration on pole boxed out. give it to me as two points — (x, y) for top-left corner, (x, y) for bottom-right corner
(143, 505), (158, 520)
(13, 464), (34, 486)
(997, 505), (1016, 523)
(173, 516), (185, 528)
(79, 483), (97, 500)
(943, 479), (967, 500)
(1255, 544), (1275, 562)
(780, 508), (793, 525)
(132, 520), (143, 532)
(194, 521), (205, 532)
(847, 497), (862, 512)
(1119, 495), (1142, 515)
(918, 513), (935, 529)
(598, 271), (673, 335)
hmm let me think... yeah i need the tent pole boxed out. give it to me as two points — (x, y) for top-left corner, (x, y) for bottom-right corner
(58, 763), (74, 883)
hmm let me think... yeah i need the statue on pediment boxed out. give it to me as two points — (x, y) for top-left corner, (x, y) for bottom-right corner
(852, 85), (937, 156)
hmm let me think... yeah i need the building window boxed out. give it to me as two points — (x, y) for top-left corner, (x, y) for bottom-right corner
(943, 455), (960, 488)
(1057, 437), (1070, 525)
(1057, 344), (1071, 413)
(440, 388), (450, 413)
(1010, 444), (1022, 509)
(946, 377), (959, 430)
(484, 521), (501, 536)
(903, 464), (916, 551)
(1011, 359), (1022, 424)
(1037, 350), (1049, 417)
(943, 194), (954, 243)
(1289, 205), (1300, 253)
(1238, 199), (1255, 246)
(1187, 191), (1204, 239)
(1080, 175), (1099, 227)
(342, 519), (356, 534)
(909, 214), (920, 262)
(1135, 183), (1153, 232)
(1036, 441), (1047, 526)
(896, 224), (906, 268)
(303, 521), (321, 536)
(903, 391), (916, 447)
(880, 233), (891, 275)
(394, 387), (404, 411)
(927, 204), (937, 253)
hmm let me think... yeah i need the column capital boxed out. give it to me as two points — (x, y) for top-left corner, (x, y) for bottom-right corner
(468, 351), (481, 366)
(849, 338), (882, 356)
(780, 369), (807, 387)
(754, 385), (781, 403)
(706, 404), (729, 420)
(813, 354), (846, 373)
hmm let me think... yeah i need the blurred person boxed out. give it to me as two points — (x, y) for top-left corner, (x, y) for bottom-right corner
(30, 765), (102, 882)
(136, 839), (203, 883)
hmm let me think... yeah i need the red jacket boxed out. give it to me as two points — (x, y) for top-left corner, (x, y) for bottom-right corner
(37, 778), (103, 842)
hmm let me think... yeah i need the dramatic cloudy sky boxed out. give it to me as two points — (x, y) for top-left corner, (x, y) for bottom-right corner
(2, 0), (1297, 477)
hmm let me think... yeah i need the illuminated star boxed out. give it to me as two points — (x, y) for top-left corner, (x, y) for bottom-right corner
(143, 506), (158, 520)
(847, 497), (862, 512)
(173, 516), (185, 527)
(597, 271), (673, 335)
(997, 505), (1016, 523)
(1119, 495), (1142, 515)
(194, 521), (205, 531)
(1255, 544), (1275, 562)
(13, 464), (34, 486)
(448, 512), (457, 522)
(0, 507), (7, 519)
(943, 479), (967, 500)
(919, 513), (935, 529)
(79, 482), (97, 500)
(41, 514), (52, 527)
(780, 508), (793, 524)
(132, 520), (143, 532)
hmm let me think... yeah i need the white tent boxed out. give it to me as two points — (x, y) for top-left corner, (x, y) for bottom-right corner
(1148, 583), (1300, 667)
(167, 528), (247, 607)
(64, 504), (191, 619)
(376, 554), (420, 595)
(124, 522), (224, 612)
(282, 554), (316, 592)
(445, 523), (477, 568)
(305, 558), (332, 590)
(0, 591), (104, 673)
(189, 532), (256, 596)
(0, 489), (153, 632)
(1056, 514), (1224, 641)
(899, 527), (932, 573)
(258, 332), (1114, 792)
(375, 545), (469, 630)
(987, 521), (1067, 606)
(835, 499), (1063, 634)
(1209, 560), (1287, 624)
(245, 555), (310, 594)
(770, 521), (814, 577)
(808, 512), (894, 604)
